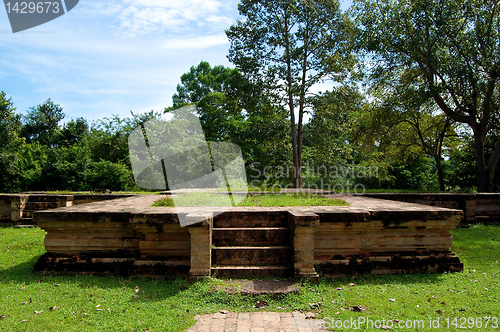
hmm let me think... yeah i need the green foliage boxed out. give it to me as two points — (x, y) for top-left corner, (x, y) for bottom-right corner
(354, 0), (500, 191)
(0, 91), (21, 149)
(38, 145), (91, 191)
(172, 61), (237, 107)
(20, 99), (64, 147)
(58, 117), (89, 147)
(0, 92), (23, 192)
(168, 61), (291, 187)
(85, 160), (136, 191)
(87, 116), (131, 164)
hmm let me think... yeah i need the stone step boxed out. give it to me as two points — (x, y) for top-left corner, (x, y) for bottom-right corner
(26, 195), (73, 203)
(211, 266), (292, 278)
(21, 211), (33, 218)
(213, 212), (288, 228)
(12, 217), (36, 226)
(212, 246), (292, 266)
(25, 202), (60, 210)
(212, 227), (290, 247)
(474, 215), (500, 225)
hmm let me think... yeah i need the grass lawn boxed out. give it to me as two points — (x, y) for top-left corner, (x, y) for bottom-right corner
(0, 225), (499, 331)
(152, 193), (348, 207)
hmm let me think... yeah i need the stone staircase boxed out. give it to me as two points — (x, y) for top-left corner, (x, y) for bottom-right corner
(211, 212), (293, 278)
(18, 195), (73, 226)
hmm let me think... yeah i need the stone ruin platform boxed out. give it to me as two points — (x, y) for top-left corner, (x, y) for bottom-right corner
(32, 194), (463, 278)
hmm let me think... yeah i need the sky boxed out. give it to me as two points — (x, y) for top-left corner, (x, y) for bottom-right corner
(0, 0), (352, 122)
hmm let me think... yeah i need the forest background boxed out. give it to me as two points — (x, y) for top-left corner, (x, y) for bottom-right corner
(1, 0), (498, 194)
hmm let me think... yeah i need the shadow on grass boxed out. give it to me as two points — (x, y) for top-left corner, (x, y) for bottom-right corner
(0, 254), (195, 304)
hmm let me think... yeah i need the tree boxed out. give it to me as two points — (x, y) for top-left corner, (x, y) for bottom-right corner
(304, 85), (362, 167)
(355, 0), (500, 192)
(170, 62), (243, 141)
(361, 77), (459, 191)
(226, 0), (352, 187)
(88, 115), (132, 164)
(0, 92), (23, 192)
(21, 99), (65, 147)
(172, 61), (237, 108)
(0, 91), (21, 149)
(169, 61), (290, 182)
(58, 117), (89, 147)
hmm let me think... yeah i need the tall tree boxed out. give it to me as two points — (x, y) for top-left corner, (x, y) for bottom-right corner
(169, 62), (290, 175)
(0, 91), (21, 149)
(355, 0), (500, 192)
(226, 0), (352, 187)
(21, 98), (65, 147)
(0, 92), (23, 192)
(172, 61), (238, 108)
(170, 62), (247, 142)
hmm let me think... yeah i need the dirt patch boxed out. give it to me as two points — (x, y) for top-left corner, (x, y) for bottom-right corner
(211, 279), (300, 295)
(241, 279), (300, 295)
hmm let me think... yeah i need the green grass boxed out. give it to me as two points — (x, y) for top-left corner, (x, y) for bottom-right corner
(0, 225), (499, 331)
(152, 193), (349, 207)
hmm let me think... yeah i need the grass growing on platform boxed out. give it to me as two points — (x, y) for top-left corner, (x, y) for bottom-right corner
(0, 225), (499, 331)
(152, 193), (348, 207)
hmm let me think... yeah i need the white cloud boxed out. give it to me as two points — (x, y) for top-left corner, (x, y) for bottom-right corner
(158, 34), (229, 50)
(123, 0), (222, 11)
(78, 0), (233, 37)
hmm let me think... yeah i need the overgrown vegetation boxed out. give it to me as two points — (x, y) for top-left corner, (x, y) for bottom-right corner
(152, 193), (348, 207)
(0, 225), (498, 331)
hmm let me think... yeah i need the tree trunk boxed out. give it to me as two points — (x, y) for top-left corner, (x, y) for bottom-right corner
(290, 104), (299, 188)
(297, 116), (303, 187)
(435, 155), (445, 192)
(284, 18), (299, 189)
(474, 134), (493, 192)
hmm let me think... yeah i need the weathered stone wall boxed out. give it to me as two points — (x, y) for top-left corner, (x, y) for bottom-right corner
(0, 193), (134, 224)
(314, 214), (462, 277)
(0, 196), (12, 221)
(34, 198), (193, 277)
(364, 193), (500, 224)
(0, 194), (29, 222)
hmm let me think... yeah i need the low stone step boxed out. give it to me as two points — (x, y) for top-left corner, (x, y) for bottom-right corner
(26, 195), (73, 203)
(212, 227), (290, 247)
(22, 211), (33, 218)
(14, 218), (36, 226)
(211, 266), (292, 278)
(213, 212), (288, 228)
(212, 246), (291, 266)
(25, 202), (60, 210)
(474, 215), (500, 225)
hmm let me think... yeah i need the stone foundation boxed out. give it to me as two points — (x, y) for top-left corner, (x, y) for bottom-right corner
(32, 194), (464, 278)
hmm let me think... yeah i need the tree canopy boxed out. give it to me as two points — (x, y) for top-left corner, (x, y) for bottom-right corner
(354, 0), (500, 192)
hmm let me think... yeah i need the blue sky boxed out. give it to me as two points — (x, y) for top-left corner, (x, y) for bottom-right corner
(0, 0), (352, 122)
